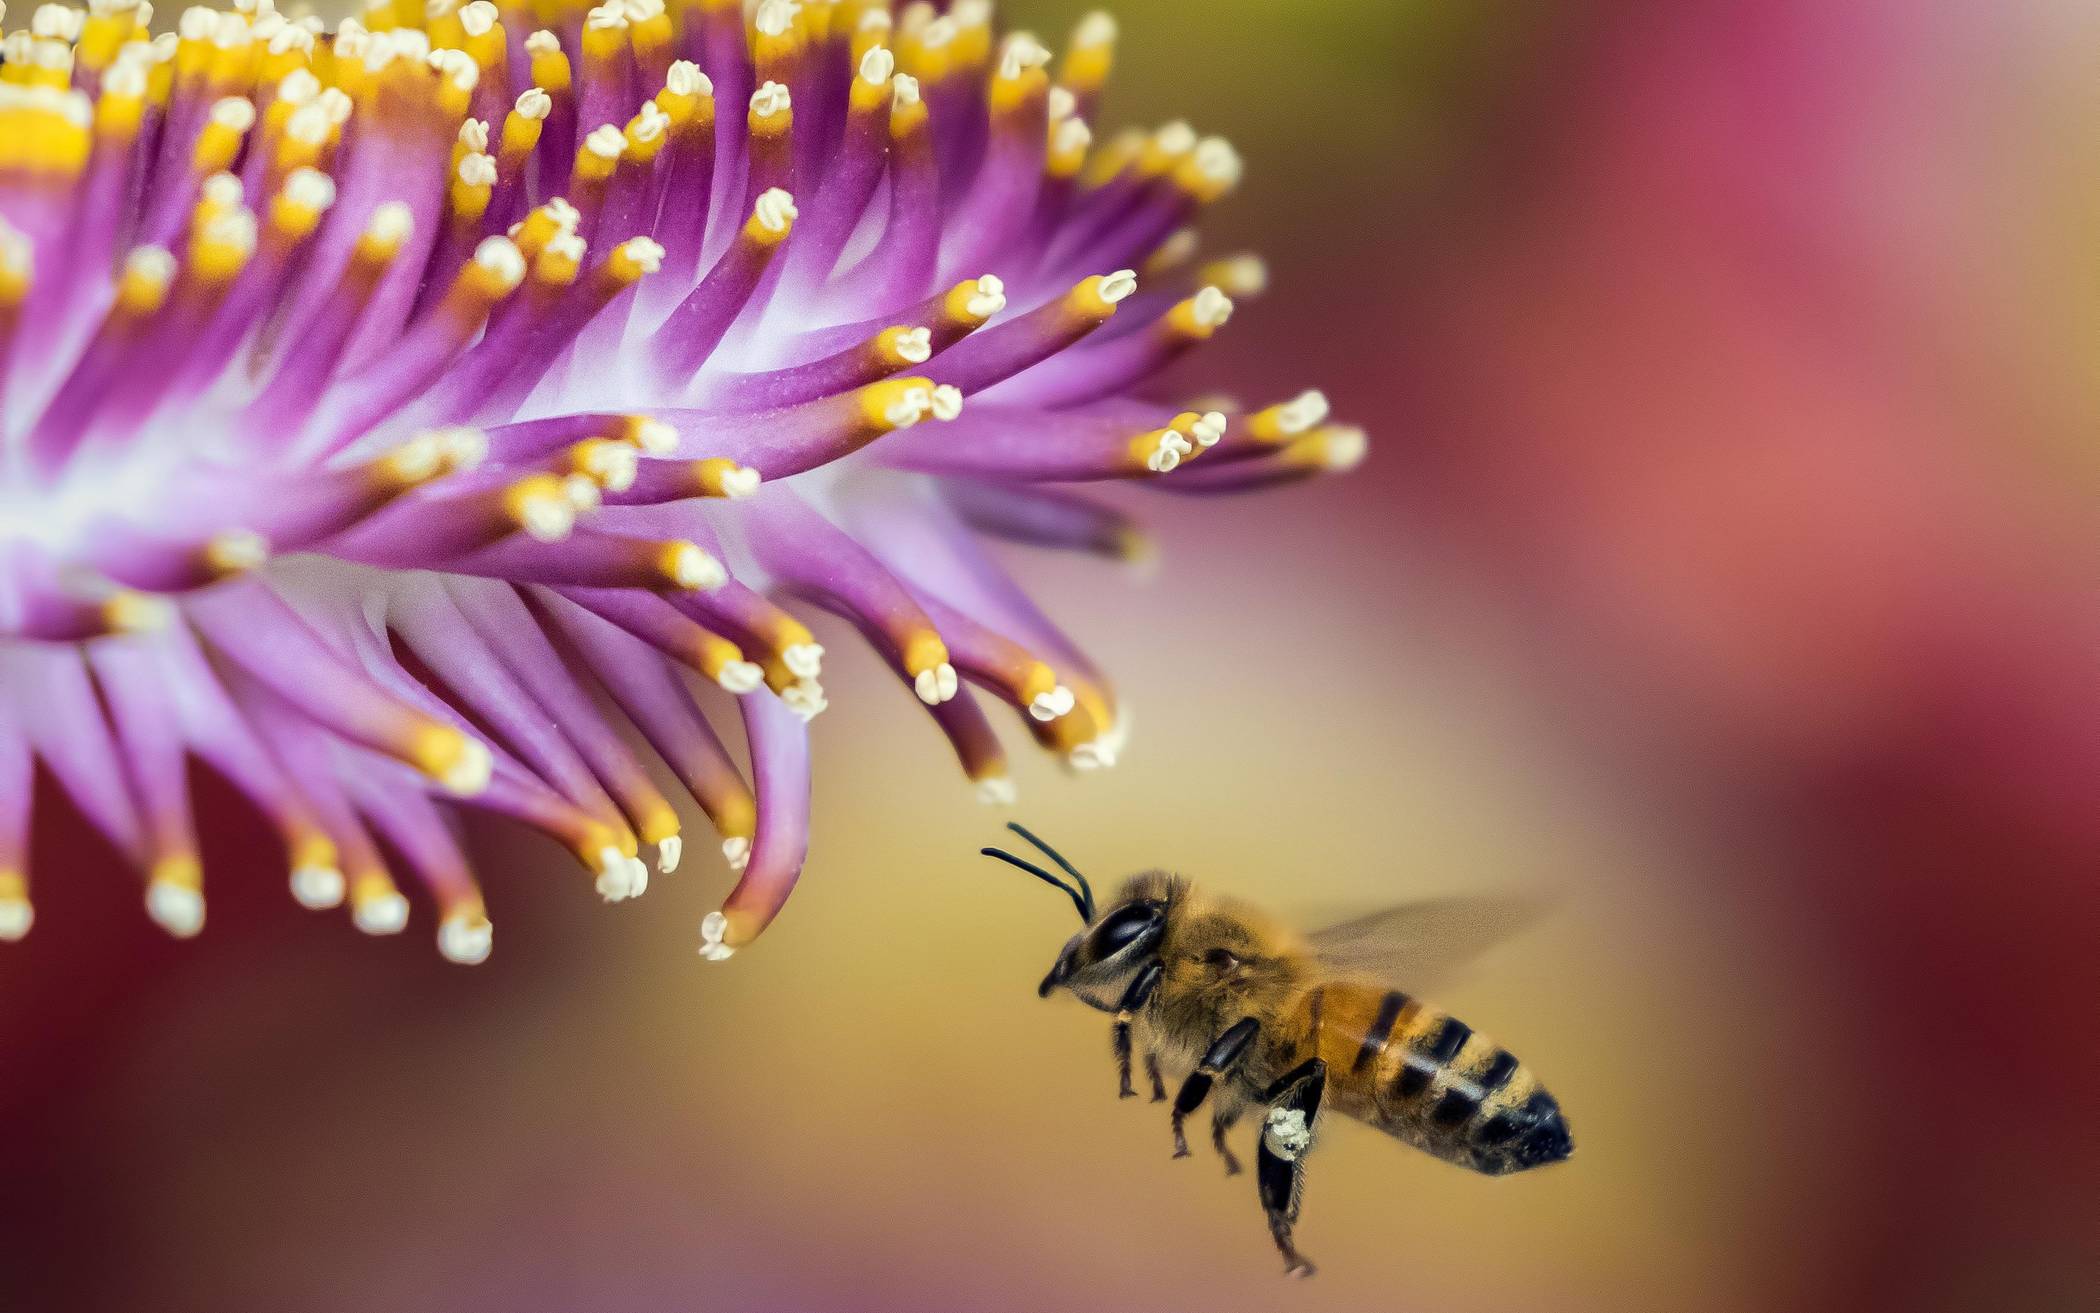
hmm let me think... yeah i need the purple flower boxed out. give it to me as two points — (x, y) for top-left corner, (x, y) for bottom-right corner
(0, 0), (1362, 963)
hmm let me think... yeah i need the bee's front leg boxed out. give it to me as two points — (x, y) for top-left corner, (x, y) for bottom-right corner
(1144, 1052), (1167, 1103)
(1255, 1057), (1327, 1278)
(1109, 962), (1163, 1099)
(1170, 1018), (1260, 1157)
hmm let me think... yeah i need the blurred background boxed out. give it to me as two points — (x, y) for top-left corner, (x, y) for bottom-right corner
(3, 0), (2096, 1309)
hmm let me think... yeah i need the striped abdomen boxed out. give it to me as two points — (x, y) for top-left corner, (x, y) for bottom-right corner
(1295, 981), (1572, 1176)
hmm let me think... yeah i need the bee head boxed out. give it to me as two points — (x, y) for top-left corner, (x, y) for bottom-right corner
(1037, 894), (1168, 1007)
(978, 826), (1177, 1011)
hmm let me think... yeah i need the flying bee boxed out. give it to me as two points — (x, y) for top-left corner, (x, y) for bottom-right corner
(981, 824), (1575, 1278)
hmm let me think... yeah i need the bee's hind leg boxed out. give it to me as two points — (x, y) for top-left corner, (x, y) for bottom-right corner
(1255, 1057), (1327, 1278)
(1110, 963), (1163, 1099)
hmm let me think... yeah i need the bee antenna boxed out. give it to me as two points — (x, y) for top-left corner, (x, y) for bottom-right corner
(979, 847), (1091, 924)
(1004, 822), (1096, 920)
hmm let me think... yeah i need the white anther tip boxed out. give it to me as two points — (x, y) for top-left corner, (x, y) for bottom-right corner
(718, 464), (761, 498)
(633, 417), (677, 455)
(594, 847), (644, 902)
(1029, 684), (1077, 722)
(290, 865), (347, 910)
(782, 678), (828, 722)
(1320, 425), (1369, 470)
(858, 44), (893, 86)
(894, 325), (932, 363)
(698, 909), (735, 960)
(669, 542), (727, 591)
(1281, 388), (1331, 434)
(438, 915), (493, 965)
(749, 80), (791, 117)
(0, 899), (32, 942)
(440, 736), (493, 796)
(148, 873), (204, 936)
(353, 889), (411, 935)
(721, 837), (751, 872)
(975, 777), (1017, 806)
(783, 642), (824, 678)
(656, 835), (683, 874)
(967, 273), (1007, 318)
(1100, 269), (1138, 303)
(1192, 285), (1234, 328)
(667, 60), (710, 98)
(913, 662), (957, 705)
(753, 187), (797, 233)
(717, 660), (765, 694)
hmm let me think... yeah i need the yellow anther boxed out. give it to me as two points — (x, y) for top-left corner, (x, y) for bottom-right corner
(1080, 126), (1143, 189)
(901, 628), (948, 679)
(1059, 12), (1115, 95)
(857, 375), (935, 431)
(102, 590), (177, 634)
(192, 98), (256, 173)
(606, 236), (663, 282)
(408, 721), (489, 794)
(889, 75), (927, 137)
(690, 457), (761, 499)
(874, 324), (932, 366)
(115, 248), (174, 314)
(511, 201), (573, 261)
(742, 187), (797, 246)
(1046, 114), (1090, 179)
(526, 31), (571, 93)
(189, 210), (258, 284)
(1063, 270), (1136, 323)
(531, 235), (585, 287)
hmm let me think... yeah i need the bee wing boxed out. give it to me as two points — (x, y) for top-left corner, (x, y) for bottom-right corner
(1304, 895), (1547, 989)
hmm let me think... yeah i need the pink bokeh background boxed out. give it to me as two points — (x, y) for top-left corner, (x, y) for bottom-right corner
(2, 2), (2094, 1309)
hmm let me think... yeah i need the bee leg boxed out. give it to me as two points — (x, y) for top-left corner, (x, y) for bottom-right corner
(1144, 1053), (1168, 1103)
(1255, 1058), (1327, 1278)
(1110, 962), (1163, 1099)
(1170, 1018), (1260, 1159)
(1211, 1105), (1246, 1176)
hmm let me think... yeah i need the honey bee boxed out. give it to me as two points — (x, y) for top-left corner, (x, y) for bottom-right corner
(981, 824), (1574, 1277)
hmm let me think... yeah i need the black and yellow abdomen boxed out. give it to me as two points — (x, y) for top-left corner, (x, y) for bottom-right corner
(1293, 981), (1572, 1176)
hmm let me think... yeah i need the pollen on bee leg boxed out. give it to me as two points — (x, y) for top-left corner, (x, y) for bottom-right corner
(1264, 1106), (1313, 1160)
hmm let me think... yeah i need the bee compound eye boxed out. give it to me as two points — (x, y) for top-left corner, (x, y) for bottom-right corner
(1092, 904), (1157, 955)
